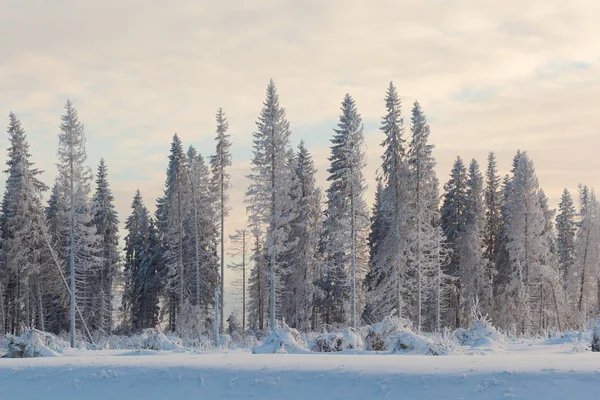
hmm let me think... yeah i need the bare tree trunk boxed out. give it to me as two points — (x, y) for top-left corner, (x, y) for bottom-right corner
(269, 126), (277, 332)
(220, 166), (225, 334)
(214, 286), (219, 347)
(177, 177), (184, 332)
(350, 173), (356, 329)
(255, 234), (264, 331)
(44, 230), (94, 344)
(539, 283), (544, 333)
(242, 231), (246, 332)
(551, 284), (562, 331)
(70, 156), (76, 347)
(37, 286), (43, 330)
(0, 284), (5, 334)
(578, 228), (591, 314)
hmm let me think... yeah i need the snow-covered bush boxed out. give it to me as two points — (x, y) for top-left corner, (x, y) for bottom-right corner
(359, 316), (443, 354)
(3, 329), (66, 358)
(362, 316), (412, 351)
(456, 303), (504, 347)
(311, 328), (362, 352)
(430, 327), (459, 353)
(252, 327), (308, 354)
(384, 330), (445, 355)
(457, 320), (504, 347)
(139, 328), (180, 351)
(544, 330), (584, 346)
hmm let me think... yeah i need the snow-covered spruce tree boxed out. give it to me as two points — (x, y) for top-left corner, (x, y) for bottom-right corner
(139, 219), (163, 329)
(440, 156), (467, 328)
(44, 181), (71, 333)
(90, 159), (120, 334)
(0, 113), (50, 334)
(363, 179), (387, 323)
(493, 172), (513, 326)
(320, 94), (369, 329)
(280, 141), (322, 331)
(365, 82), (410, 323)
(556, 189), (576, 295)
(247, 224), (268, 331)
(483, 152), (501, 315)
(427, 226), (452, 333)
(122, 190), (148, 332)
(155, 134), (190, 332)
(122, 190), (161, 332)
(536, 190), (564, 331)
(573, 186), (600, 324)
(245, 80), (293, 331)
(52, 101), (101, 346)
(210, 108), (231, 334)
(405, 101), (442, 333)
(496, 151), (555, 334)
(228, 229), (249, 331)
(456, 159), (487, 324)
(185, 147), (219, 326)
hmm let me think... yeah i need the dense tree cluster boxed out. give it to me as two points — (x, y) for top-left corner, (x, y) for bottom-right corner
(1, 81), (598, 344)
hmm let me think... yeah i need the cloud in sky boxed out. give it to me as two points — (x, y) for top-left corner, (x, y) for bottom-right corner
(1, 0), (599, 316)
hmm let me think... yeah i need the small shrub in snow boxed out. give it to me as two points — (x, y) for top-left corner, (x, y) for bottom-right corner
(362, 316), (412, 351)
(252, 327), (308, 354)
(386, 331), (446, 355)
(458, 320), (504, 347)
(359, 316), (442, 354)
(3, 329), (65, 358)
(311, 328), (363, 352)
(456, 302), (504, 347)
(430, 328), (459, 353)
(139, 328), (180, 351)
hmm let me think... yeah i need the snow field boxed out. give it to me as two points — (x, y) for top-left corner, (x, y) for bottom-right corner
(2, 338), (600, 400)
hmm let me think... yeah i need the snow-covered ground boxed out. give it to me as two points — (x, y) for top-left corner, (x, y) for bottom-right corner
(1, 337), (599, 400)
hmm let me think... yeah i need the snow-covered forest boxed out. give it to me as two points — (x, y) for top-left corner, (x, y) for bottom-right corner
(1, 79), (599, 345)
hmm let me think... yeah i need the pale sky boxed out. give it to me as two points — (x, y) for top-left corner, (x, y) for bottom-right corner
(1, 0), (599, 318)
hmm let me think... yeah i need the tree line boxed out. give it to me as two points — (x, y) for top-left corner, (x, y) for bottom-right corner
(0, 80), (598, 344)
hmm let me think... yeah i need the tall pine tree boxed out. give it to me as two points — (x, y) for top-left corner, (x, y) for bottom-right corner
(406, 101), (442, 332)
(90, 159), (120, 334)
(156, 134), (189, 332)
(441, 156), (467, 327)
(556, 189), (576, 292)
(246, 80), (293, 331)
(210, 108), (231, 334)
(280, 141), (322, 331)
(53, 100), (100, 346)
(1, 113), (49, 334)
(321, 94), (369, 328)
(366, 82), (410, 322)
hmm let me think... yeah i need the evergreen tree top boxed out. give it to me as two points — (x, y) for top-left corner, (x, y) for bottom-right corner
(211, 107), (232, 170)
(58, 100), (87, 163)
(5, 113), (45, 188)
(380, 81), (405, 181)
(408, 101), (435, 171)
(328, 93), (365, 179)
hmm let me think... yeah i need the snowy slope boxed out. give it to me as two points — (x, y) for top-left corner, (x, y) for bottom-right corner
(1, 340), (599, 400)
